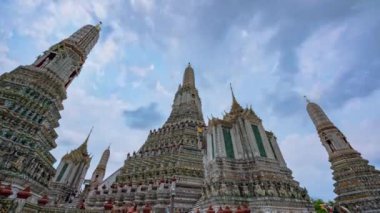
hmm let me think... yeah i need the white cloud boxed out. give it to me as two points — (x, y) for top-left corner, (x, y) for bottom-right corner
(115, 66), (129, 88)
(295, 23), (351, 100)
(92, 1), (109, 20)
(87, 35), (119, 74)
(130, 0), (155, 14)
(130, 64), (154, 77)
(17, 1), (93, 48)
(155, 81), (171, 97)
(0, 43), (17, 73)
(241, 30), (249, 38)
(280, 133), (334, 200)
(52, 87), (147, 178)
(132, 80), (143, 88)
(331, 89), (380, 165)
(115, 64), (154, 88)
(87, 21), (139, 77)
(2, 0), (379, 202)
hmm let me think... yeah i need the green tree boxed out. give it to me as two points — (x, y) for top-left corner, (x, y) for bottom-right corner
(312, 198), (328, 213)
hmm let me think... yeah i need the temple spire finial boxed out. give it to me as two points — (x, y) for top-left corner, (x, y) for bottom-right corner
(230, 83), (237, 103)
(84, 126), (94, 144)
(77, 126), (93, 153)
(229, 83), (243, 113)
(303, 95), (311, 104)
(182, 62), (195, 87)
(95, 21), (102, 31)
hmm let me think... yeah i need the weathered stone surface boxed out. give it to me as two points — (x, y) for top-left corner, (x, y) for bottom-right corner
(86, 64), (205, 212)
(0, 23), (100, 202)
(195, 87), (313, 212)
(307, 100), (380, 211)
(48, 129), (92, 206)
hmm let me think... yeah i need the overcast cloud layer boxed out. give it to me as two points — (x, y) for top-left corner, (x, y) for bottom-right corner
(1, 0), (379, 201)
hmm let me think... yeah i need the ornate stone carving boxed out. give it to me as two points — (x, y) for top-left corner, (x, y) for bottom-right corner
(307, 100), (380, 211)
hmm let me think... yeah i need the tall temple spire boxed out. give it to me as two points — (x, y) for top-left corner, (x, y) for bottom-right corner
(306, 99), (334, 132)
(66, 24), (100, 57)
(306, 100), (380, 210)
(0, 24), (99, 197)
(165, 63), (204, 124)
(32, 23), (100, 88)
(90, 146), (110, 189)
(101, 64), (206, 212)
(97, 146), (110, 171)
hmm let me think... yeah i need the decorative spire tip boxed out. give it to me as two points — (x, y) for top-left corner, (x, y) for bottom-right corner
(84, 126), (94, 144)
(303, 95), (311, 103)
(95, 21), (102, 31)
(230, 83), (236, 100)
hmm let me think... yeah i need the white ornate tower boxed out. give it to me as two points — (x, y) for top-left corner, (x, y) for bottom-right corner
(0, 23), (100, 196)
(49, 128), (93, 204)
(306, 98), (380, 211)
(90, 146), (110, 189)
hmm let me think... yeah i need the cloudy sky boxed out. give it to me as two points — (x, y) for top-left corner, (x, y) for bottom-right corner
(1, 0), (379, 201)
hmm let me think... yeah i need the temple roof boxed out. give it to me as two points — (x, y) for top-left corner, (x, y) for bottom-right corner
(62, 128), (92, 163)
(207, 85), (260, 125)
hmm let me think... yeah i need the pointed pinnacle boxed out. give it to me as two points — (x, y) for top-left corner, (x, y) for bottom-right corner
(95, 21), (102, 31)
(85, 126), (94, 143)
(229, 83), (243, 113)
(230, 83), (240, 104)
(303, 95), (311, 103)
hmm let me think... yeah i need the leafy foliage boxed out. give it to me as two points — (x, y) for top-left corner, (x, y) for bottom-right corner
(312, 198), (335, 213)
